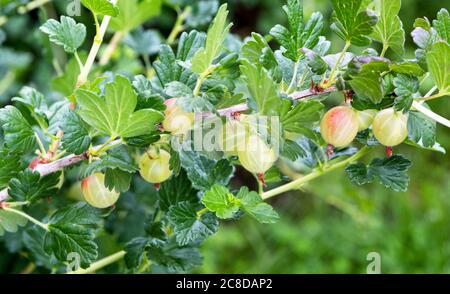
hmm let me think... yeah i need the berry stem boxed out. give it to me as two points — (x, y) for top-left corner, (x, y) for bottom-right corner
(261, 146), (371, 200)
(67, 250), (126, 274)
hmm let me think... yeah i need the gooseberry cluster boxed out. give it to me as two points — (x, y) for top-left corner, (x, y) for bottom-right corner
(320, 105), (408, 151)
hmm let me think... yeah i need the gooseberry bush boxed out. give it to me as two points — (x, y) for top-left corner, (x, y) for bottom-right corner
(0, 0), (449, 273)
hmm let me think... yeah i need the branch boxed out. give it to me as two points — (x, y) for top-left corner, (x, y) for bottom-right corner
(261, 146), (371, 200)
(0, 140), (122, 202)
(67, 250), (126, 274)
(198, 86), (339, 119)
(412, 101), (450, 129)
(0, 87), (339, 202)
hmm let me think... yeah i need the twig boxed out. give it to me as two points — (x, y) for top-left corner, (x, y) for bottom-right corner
(67, 251), (126, 274)
(0, 140), (122, 202)
(99, 31), (125, 66)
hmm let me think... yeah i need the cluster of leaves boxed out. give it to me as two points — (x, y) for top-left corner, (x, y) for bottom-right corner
(0, 0), (449, 274)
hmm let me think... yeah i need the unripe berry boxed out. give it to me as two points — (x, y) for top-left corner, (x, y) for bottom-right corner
(162, 98), (194, 135)
(320, 106), (359, 147)
(356, 109), (377, 131)
(138, 149), (173, 184)
(81, 173), (120, 209)
(372, 108), (408, 147)
(237, 134), (278, 175)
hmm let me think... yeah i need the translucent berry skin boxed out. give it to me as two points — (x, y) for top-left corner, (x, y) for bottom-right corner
(81, 173), (120, 209)
(162, 98), (194, 135)
(237, 134), (278, 174)
(372, 108), (408, 147)
(138, 149), (173, 184)
(320, 106), (359, 148)
(357, 109), (377, 131)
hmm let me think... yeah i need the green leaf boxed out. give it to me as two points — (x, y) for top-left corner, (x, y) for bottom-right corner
(168, 201), (219, 246)
(44, 203), (109, 268)
(0, 150), (22, 190)
(81, 0), (119, 16)
(12, 86), (48, 128)
(331, 0), (378, 46)
(110, 0), (162, 32)
(191, 4), (232, 74)
(240, 59), (282, 116)
(177, 30), (206, 62)
(132, 75), (165, 111)
(236, 187), (279, 224)
(408, 110), (436, 148)
(75, 75), (164, 138)
(426, 42), (450, 94)
(23, 227), (53, 268)
(393, 74), (419, 112)
(241, 33), (281, 81)
(124, 28), (162, 55)
(270, 0), (324, 61)
(81, 146), (137, 177)
(434, 8), (450, 43)
(371, 0), (405, 56)
(40, 16), (86, 53)
(51, 56), (81, 97)
(158, 170), (198, 212)
(347, 58), (389, 103)
(0, 106), (36, 153)
(164, 81), (193, 98)
(346, 155), (412, 192)
(179, 150), (234, 191)
(281, 100), (324, 135)
(104, 168), (132, 193)
(146, 239), (202, 273)
(201, 184), (240, 219)
(390, 61), (425, 76)
(61, 111), (91, 155)
(0, 209), (27, 236)
(8, 170), (61, 203)
(281, 139), (306, 161)
(185, 0), (219, 27)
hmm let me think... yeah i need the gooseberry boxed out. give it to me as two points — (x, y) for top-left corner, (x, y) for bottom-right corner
(372, 108), (408, 147)
(237, 134), (278, 180)
(320, 106), (359, 147)
(138, 148), (173, 185)
(162, 98), (194, 135)
(81, 173), (120, 209)
(356, 109), (377, 131)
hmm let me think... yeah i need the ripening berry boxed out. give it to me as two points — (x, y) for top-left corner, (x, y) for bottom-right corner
(162, 98), (194, 135)
(356, 109), (377, 131)
(81, 173), (120, 209)
(138, 149), (173, 184)
(372, 108), (408, 147)
(320, 106), (359, 147)
(237, 134), (278, 176)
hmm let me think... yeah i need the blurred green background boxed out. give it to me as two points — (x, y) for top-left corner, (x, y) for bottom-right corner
(1, 0), (450, 274)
